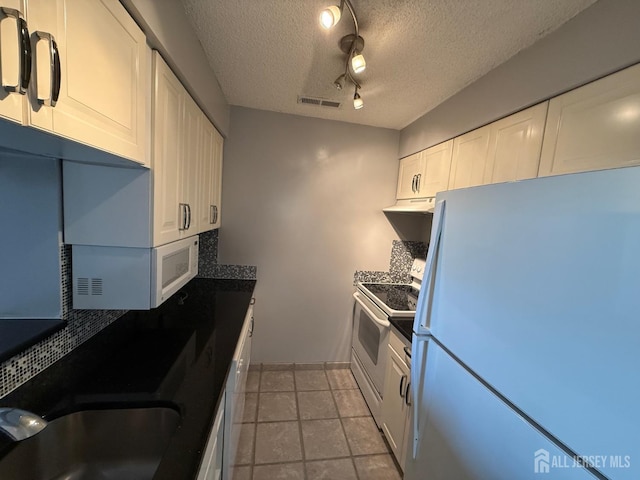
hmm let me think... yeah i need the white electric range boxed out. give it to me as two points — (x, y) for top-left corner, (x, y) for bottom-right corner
(351, 258), (425, 427)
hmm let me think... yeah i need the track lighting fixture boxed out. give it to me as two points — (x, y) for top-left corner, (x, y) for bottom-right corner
(319, 0), (369, 110)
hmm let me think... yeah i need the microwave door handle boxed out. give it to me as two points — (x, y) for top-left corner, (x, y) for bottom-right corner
(352, 292), (390, 328)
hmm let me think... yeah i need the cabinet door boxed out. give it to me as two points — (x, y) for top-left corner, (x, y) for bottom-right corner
(0, 0), (27, 123)
(225, 303), (254, 478)
(538, 63), (640, 177)
(152, 53), (183, 246)
(211, 129), (223, 229)
(197, 119), (223, 233)
(197, 397), (224, 480)
(30, 0), (148, 164)
(180, 95), (201, 236)
(484, 102), (547, 184)
(396, 152), (424, 200)
(421, 140), (453, 197)
(448, 126), (491, 190)
(381, 343), (410, 465)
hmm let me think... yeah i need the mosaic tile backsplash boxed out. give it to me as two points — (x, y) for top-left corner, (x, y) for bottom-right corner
(198, 230), (257, 280)
(353, 240), (428, 285)
(1, 230), (257, 398)
(0, 245), (126, 399)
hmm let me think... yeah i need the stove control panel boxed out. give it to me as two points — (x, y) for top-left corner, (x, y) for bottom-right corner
(410, 257), (427, 282)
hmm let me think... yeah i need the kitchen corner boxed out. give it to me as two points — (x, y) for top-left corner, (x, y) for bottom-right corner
(0, 226), (257, 480)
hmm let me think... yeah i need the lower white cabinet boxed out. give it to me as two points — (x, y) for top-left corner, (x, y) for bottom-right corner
(197, 299), (254, 480)
(381, 326), (412, 471)
(224, 302), (254, 477)
(197, 395), (225, 480)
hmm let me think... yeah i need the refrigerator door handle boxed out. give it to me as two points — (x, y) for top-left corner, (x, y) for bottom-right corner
(410, 334), (429, 459)
(414, 199), (446, 335)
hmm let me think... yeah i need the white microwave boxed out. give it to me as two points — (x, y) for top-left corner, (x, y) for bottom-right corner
(72, 235), (199, 310)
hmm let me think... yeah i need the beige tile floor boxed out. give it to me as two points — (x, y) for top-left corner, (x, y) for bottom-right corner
(230, 367), (403, 480)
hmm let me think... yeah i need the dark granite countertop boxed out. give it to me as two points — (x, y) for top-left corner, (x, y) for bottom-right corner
(0, 278), (256, 480)
(389, 317), (413, 342)
(0, 320), (66, 364)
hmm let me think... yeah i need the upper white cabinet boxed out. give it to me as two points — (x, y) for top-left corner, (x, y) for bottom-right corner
(538, 63), (640, 177)
(9, 0), (149, 165)
(0, 0), (28, 124)
(421, 140), (453, 197)
(198, 120), (223, 232)
(448, 125), (491, 190)
(152, 51), (222, 246)
(396, 152), (424, 200)
(152, 52), (184, 246)
(447, 103), (547, 191)
(484, 102), (547, 184)
(396, 141), (453, 201)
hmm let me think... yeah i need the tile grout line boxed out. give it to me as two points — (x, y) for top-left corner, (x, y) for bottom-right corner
(328, 370), (362, 480)
(292, 369), (310, 480)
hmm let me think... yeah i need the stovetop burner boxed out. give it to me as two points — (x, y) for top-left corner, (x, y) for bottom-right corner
(359, 283), (420, 312)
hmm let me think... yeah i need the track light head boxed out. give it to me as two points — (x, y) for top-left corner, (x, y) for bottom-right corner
(320, 5), (341, 29)
(353, 91), (363, 110)
(333, 74), (345, 90)
(351, 53), (366, 74)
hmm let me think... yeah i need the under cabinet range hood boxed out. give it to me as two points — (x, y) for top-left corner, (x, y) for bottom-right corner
(72, 236), (199, 310)
(383, 197), (435, 214)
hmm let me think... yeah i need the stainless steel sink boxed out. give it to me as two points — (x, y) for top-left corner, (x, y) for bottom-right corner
(0, 406), (180, 480)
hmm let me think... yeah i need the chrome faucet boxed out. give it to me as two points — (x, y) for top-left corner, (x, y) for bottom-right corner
(0, 408), (47, 441)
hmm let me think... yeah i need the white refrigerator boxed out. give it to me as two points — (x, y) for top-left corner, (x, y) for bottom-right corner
(406, 166), (640, 480)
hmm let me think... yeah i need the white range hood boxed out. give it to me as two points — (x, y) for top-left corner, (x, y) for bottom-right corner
(383, 197), (435, 214)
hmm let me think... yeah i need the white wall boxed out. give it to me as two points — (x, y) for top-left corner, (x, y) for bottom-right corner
(218, 107), (401, 363)
(400, 0), (640, 157)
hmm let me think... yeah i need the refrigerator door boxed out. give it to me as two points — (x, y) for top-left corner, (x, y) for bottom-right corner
(425, 166), (640, 478)
(404, 339), (598, 480)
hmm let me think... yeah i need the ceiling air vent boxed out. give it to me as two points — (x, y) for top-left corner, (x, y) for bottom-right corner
(297, 95), (341, 109)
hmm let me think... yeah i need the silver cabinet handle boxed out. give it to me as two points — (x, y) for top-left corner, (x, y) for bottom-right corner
(33, 31), (60, 106)
(403, 346), (412, 359)
(179, 203), (187, 230)
(405, 381), (411, 406)
(1, 7), (31, 94)
(416, 173), (421, 193)
(214, 205), (218, 224)
(209, 205), (214, 224)
(249, 316), (254, 337)
(399, 374), (407, 399)
(411, 174), (416, 193)
(186, 204), (191, 230)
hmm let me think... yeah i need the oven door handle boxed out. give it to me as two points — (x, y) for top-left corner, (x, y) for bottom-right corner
(353, 292), (390, 328)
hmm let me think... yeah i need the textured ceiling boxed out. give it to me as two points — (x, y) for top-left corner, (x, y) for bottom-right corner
(180, 0), (597, 130)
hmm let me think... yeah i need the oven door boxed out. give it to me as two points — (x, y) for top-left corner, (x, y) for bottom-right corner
(352, 291), (390, 394)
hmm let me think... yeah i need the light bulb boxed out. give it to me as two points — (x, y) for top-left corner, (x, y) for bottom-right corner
(320, 6), (341, 29)
(353, 93), (363, 110)
(351, 53), (366, 74)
